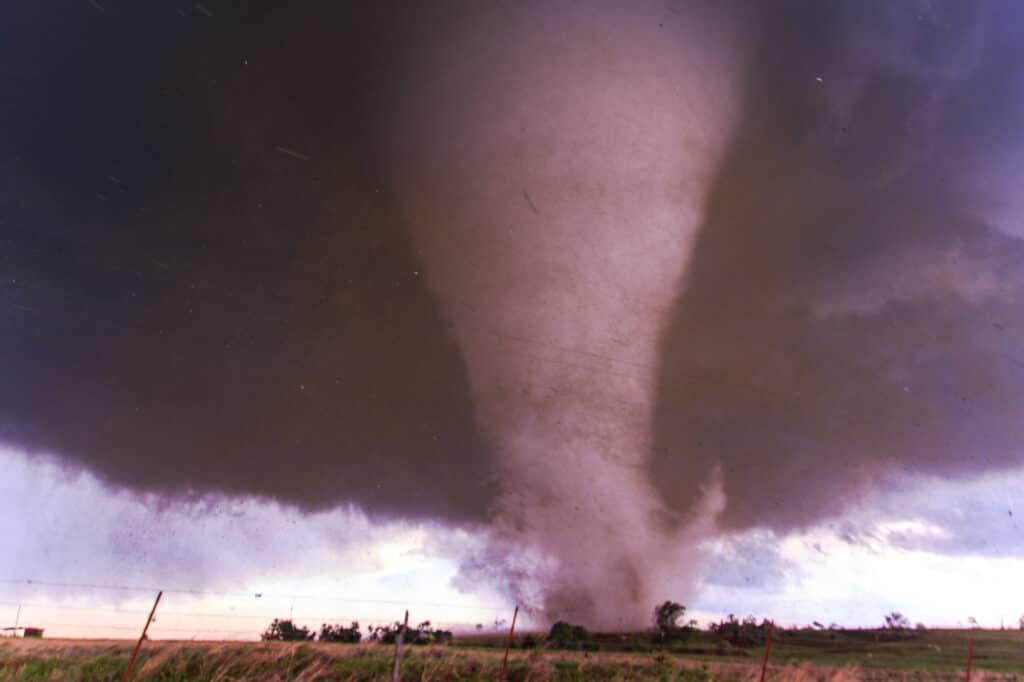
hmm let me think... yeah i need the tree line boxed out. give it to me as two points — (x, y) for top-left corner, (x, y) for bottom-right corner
(260, 618), (452, 644)
(261, 603), (1017, 649)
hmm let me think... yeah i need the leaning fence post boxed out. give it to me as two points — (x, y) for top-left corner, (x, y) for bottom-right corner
(759, 621), (775, 682)
(392, 609), (409, 682)
(499, 605), (519, 682)
(122, 591), (162, 682)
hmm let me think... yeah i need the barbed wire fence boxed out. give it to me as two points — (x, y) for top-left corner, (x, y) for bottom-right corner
(0, 578), (998, 682)
(0, 578), (517, 642)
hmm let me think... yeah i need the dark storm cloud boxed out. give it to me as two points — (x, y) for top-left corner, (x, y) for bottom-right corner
(651, 0), (1024, 532)
(0, 2), (493, 521)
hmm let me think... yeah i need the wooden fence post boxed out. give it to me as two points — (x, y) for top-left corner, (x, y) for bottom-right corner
(121, 591), (162, 682)
(759, 621), (775, 682)
(499, 605), (519, 682)
(392, 610), (409, 682)
(965, 636), (973, 682)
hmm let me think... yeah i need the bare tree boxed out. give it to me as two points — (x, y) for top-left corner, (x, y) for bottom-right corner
(883, 612), (910, 631)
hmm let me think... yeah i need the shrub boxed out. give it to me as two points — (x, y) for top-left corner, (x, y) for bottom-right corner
(708, 614), (771, 646)
(367, 620), (452, 645)
(318, 621), (362, 643)
(547, 621), (592, 650)
(367, 622), (403, 643)
(261, 618), (314, 641)
(410, 620), (453, 645)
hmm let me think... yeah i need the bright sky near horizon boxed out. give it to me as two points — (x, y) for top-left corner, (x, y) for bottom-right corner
(4, 446), (1022, 639)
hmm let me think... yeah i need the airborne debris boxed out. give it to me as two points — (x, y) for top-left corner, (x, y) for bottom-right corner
(522, 189), (539, 215)
(275, 146), (310, 161)
(88, 0), (105, 13)
(195, 3), (213, 18)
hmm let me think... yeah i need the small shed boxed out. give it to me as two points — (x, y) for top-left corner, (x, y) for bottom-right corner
(22, 627), (44, 638)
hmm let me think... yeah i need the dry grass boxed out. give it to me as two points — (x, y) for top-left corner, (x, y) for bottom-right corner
(1, 638), (1021, 681)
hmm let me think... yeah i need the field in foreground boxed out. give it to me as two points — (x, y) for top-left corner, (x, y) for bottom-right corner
(0, 629), (1022, 682)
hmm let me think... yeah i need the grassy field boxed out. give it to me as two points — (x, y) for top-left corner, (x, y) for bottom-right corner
(0, 629), (1021, 681)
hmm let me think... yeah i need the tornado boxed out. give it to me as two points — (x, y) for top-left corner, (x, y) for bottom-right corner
(385, 1), (746, 626)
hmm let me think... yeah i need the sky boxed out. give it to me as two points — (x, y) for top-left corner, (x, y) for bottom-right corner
(3, 0), (1024, 635)
(3, 446), (1023, 637)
